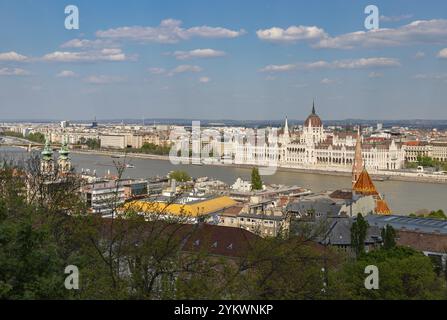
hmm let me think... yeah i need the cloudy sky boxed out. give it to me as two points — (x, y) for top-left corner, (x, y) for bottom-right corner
(1, 0), (447, 120)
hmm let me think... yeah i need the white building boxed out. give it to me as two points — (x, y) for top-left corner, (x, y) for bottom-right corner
(235, 102), (406, 172)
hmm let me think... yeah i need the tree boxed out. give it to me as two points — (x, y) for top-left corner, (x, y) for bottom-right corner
(329, 247), (447, 300)
(428, 210), (447, 220)
(251, 167), (263, 191)
(168, 170), (191, 182)
(0, 166), (75, 299)
(351, 213), (369, 258)
(381, 225), (396, 250)
(27, 132), (46, 144)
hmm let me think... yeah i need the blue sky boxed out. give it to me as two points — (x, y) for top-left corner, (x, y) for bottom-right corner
(1, 0), (447, 120)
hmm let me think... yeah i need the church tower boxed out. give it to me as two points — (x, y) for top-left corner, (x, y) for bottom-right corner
(58, 136), (72, 174)
(41, 138), (54, 175)
(352, 127), (363, 188)
(280, 116), (291, 145)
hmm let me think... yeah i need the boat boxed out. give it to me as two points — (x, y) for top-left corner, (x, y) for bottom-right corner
(125, 164), (135, 168)
(111, 155), (123, 159)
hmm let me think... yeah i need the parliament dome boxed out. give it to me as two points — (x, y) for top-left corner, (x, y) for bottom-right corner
(304, 102), (322, 127)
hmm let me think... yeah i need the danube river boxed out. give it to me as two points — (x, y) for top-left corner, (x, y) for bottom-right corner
(1, 147), (446, 215)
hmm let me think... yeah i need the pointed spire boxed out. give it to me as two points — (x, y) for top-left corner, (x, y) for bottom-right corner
(41, 136), (53, 158)
(282, 116), (290, 144)
(312, 99), (316, 115)
(59, 136), (69, 159)
(352, 126), (363, 188)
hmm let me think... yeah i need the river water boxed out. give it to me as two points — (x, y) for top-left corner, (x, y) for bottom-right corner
(1, 147), (446, 215)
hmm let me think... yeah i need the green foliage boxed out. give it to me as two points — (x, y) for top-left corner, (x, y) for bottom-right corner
(381, 225), (396, 250)
(251, 167), (263, 191)
(410, 210), (446, 220)
(329, 247), (447, 300)
(351, 213), (369, 258)
(0, 131), (45, 144)
(168, 170), (191, 182)
(1, 131), (23, 139)
(135, 142), (171, 155)
(427, 210), (447, 220)
(416, 156), (447, 171)
(1, 160), (446, 300)
(0, 168), (70, 299)
(27, 132), (45, 144)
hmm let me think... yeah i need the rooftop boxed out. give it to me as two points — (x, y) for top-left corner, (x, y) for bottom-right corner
(126, 195), (237, 217)
(366, 215), (447, 235)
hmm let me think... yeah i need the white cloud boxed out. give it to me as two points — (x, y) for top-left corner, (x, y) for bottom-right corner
(437, 48), (447, 59)
(56, 70), (77, 78)
(0, 51), (28, 62)
(42, 48), (130, 62)
(314, 19), (447, 49)
(61, 38), (118, 49)
(0, 68), (29, 76)
(260, 64), (298, 73)
(198, 76), (211, 83)
(380, 14), (413, 22)
(168, 65), (202, 76)
(257, 25), (327, 43)
(173, 49), (226, 60)
(260, 57), (400, 73)
(331, 58), (400, 69)
(84, 75), (126, 84)
(96, 19), (245, 44)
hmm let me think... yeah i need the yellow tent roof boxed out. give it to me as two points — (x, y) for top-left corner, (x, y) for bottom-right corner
(125, 196), (237, 217)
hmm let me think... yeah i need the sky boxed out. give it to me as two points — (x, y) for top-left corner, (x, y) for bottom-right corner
(1, 0), (447, 121)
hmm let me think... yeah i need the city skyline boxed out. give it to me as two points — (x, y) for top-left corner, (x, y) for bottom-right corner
(1, 0), (447, 120)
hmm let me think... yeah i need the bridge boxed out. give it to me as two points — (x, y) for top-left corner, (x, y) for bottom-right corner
(0, 137), (85, 152)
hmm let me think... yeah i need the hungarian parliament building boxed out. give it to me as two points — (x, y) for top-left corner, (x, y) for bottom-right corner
(234, 103), (405, 173)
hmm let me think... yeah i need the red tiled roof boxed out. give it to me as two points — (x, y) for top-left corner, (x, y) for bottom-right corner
(221, 205), (244, 216)
(397, 230), (447, 253)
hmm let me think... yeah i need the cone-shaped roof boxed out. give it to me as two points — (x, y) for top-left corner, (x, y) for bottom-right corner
(375, 198), (391, 215)
(353, 168), (379, 196)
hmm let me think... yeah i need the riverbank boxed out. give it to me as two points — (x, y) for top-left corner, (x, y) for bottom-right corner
(70, 149), (447, 184)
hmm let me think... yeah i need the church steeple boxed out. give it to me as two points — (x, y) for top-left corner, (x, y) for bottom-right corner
(41, 137), (54, 175)
(280, 116), (291, 145)
(58, 136), (72, 174)
(352, 126), (363, 188)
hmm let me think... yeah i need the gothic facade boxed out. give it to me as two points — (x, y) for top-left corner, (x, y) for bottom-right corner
(235, 103), (405, 173)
